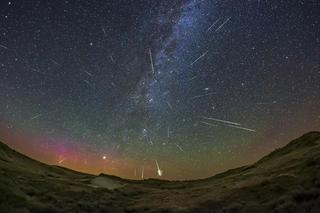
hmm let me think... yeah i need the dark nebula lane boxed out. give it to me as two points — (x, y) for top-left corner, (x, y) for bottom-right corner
(0, 0), (319, 180)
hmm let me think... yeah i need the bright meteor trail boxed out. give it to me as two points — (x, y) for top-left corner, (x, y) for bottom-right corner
(201, 117), (241, 126)
(190, 51), (209, 66)
(149, 48), (155, 75)
(155, 160), (163, 177)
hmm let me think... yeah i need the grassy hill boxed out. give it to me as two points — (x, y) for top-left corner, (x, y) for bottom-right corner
(1, 132), (320, 212)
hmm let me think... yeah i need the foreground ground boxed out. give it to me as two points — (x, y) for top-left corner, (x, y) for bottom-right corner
(1, 132), (320, 212)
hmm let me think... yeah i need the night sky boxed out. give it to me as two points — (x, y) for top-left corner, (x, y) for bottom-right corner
(0, 0), (319, 180)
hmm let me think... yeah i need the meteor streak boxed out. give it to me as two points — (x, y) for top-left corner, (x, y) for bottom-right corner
(225, 124), (256, 132)
(199, 121), (218, 127)
(190, 50), (208, 66)
(30, 114), (42, 120)
(83, 80), (91, 85)
(102, 28), (107, 37)
(84, 70), (93, 77)
(141, 166), (144, 179)
(50, 58), (60, 66)
(110, 55), (115, 63)
(31, 68), (45, 74)
(149, 48), (155, 74)
(155, 160), (163, 177)
(191, 92), (216, 99)
(215, 17), (232, 32)
(187, 76), (197, 82)
(58, 158), (65, 164)
(201, 117), (241, 126)
(175, 143), (184, 152)
(0, 44), (8, 49)
(207, 18), (221, 32)
(166, 101), (173, 110)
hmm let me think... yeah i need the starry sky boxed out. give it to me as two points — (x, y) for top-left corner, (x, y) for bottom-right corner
(0, 0), (319, 180)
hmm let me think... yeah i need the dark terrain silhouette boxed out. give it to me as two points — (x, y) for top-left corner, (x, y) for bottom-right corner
(1, 132), (320, 212)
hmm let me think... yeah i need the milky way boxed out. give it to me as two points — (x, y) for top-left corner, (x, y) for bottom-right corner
(0, 0), (319, 180)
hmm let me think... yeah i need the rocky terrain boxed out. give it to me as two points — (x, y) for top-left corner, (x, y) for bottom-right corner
(1, 131), (320, 212)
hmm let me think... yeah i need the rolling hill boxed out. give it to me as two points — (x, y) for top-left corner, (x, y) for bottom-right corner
(1, 131), (320, 212)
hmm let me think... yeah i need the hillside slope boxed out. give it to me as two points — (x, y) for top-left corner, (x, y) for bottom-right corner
(1, 132), (320, 212)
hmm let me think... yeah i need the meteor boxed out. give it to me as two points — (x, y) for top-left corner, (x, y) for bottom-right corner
(83, 79), (91, 85)
(215, 17), (232, 32)
(31, 68), (45, 74)
(155, 160), (163, 177)
(110, 55), (115, 63)
(199, 121), (218, 127)
(84, 70), (93, 77)
(225, 124), (256, 132)
(207, 18), (221, 32)
(190, 50), (208, 66)
(58, 158), (65, 164)
(0, 44), (8, 49)
(50, 58), (60, 66)
(191, 92), (216, 99)
(187, 76), (197, 82)
(30, 114), (42, 120)
(149, 48), (155, 74)
(102, 28), (107, 37)
(141, 166), (144, 179)
(201, 117), (241, 126)
(166, 101), (173, 110)
(175, 143), (184, 152)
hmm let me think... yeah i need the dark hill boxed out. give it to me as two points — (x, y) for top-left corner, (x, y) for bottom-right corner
(1, 132), (320, 212)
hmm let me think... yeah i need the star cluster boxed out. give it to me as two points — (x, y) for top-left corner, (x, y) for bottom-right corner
(0, 0), (319, 180)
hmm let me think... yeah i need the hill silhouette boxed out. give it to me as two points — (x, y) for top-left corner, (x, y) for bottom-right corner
(1, 132), (320, 212)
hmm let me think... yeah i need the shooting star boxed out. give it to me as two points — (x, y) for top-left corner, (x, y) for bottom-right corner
(191, 92), (217, 99)
(58, 158), (65, 164)
(141, 166), (144, 179)
(207, 18), (221, 32)
(215, 17), (232, 32)
(149, 138), (153, 145)
(166, 101), (173, 110)
(175, 143), (184, 152)
(149, 48), (155, 74)
(0, 44), (8, 49)
(83, 70), (93, 77)
(155, 160), (163, 177)
(201, 117), (241, 126)
(110, 55), (115, 63)
(161, 91), (170, 97)
(31, 68), (45, 74)
(50, 58), (60, 66)
(187, 76), (198, 82)
(200, 121), (218, 127)
(115, 144), (121, 150)
(225, 124), (256, 132)
(102, 28), (107, 37)
(30, 114), (42, 120)
(191, 50), (208, 66)
(83, 80), (91, 85)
